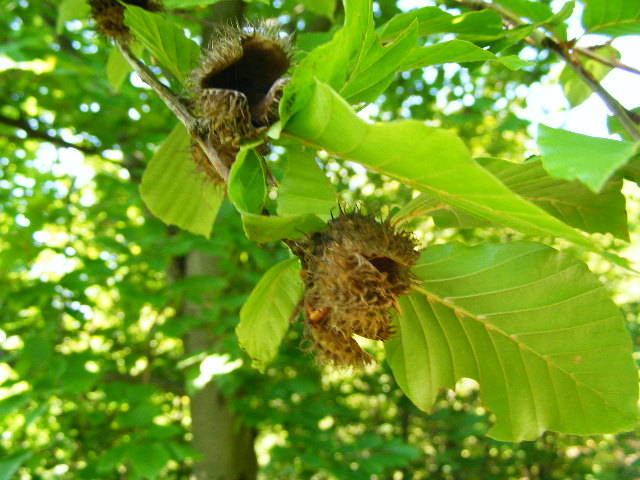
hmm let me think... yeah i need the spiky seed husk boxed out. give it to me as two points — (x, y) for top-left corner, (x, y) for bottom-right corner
(190, 142), (224, 185)
(189, 24), (291, 181)
(296, 212), (420, 368)
(89, 0), (162, 39)
(198, 89), (254, 166)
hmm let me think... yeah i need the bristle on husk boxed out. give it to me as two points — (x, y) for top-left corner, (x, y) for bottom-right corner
(190, 24), (291, 180)
(295, 212), (420, 368)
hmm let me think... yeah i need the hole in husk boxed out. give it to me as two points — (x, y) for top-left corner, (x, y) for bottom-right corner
(200, 36), (289, 108)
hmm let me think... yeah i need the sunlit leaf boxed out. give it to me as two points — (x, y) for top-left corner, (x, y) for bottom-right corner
(277, 146), (337, 219)
(582, 0), (640, 36)
(106, 43), (143, 92)
(537, 124), (637, 192)
(559, 46), (619, 107)
(340, 20), (418, 103)
(284, 80), (599, 253)
(281, 0), (374, 122)
(394, 157), (629, 240)
(123, 3), (200, 84)
(229, 146), (327, 242)
(495, 0), (554, 22)
(493, 0), (569, 40)
(227, 148), (266, 215)
(387, 242), (638, 441)
(607, 107), (640, 141)
(400, 40), (532, 71)
(165, 0), (268, 5)
(237, 257), (302, 371)
(140, 123), (224, 238)
(379, 7), (503, 42)
(240, 212), (326, 242)
(164, 0), (221, 7)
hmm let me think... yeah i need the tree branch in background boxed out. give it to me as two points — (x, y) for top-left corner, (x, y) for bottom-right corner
(115, 40), (230, 181)
(0, 113), (101, 155)
(456, 0), (640, 141)
(575, 46), (640, 76)
(541, 38), (640, 141)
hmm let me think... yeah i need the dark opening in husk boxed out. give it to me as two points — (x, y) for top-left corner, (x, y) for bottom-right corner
(190, 25), (291, 180)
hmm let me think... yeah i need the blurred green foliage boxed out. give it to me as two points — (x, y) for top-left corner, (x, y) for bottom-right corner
(0, 0), (637, 479)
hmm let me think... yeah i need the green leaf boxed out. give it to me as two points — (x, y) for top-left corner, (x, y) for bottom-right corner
(164, 0), (221, 7)
(0, 451), (32, 480)
(140, 123), (224, 238)
(284, 80), (599, 253)
(281, 0), (374, 122)
(237, 257), (302, 371)
(379, 8), (503, 42)
(394, 158), (629, 240)
(107, 43), (143, 92)
(0, 393), (29, 417)
(117, 403), (162, 428)
(559, 46), (619, 107)
(227, 148), (266, 214)
(341, 20), (419, 103)
(128, 443), (170, 479)
(537, 124), (637, 193)
(495, 0), (554, 22)
(387, 242), (638, 441)
(107, 47), (130, 93)
(583, 0), (640, 36)
(400, 40), (532, 71)
(301, 0), (335, 19)
(229, 146), (327, 242)
(97, 444), (129, 474)
(277, 147), (337, 219)
(493, 0), (569, 40)
(123, 3), (200, 85)
(164, 0), (269, 5)
(57, 0), (90, 34)
(607, 107), (640, 141)
(240, 212), (326, 242)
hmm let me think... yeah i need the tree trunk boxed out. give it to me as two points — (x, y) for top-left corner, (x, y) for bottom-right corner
(180, 251), (257, 480)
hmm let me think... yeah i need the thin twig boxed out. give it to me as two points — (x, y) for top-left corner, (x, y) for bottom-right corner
(115, 40), (196, 131)
(115, 40), (230, 181)
(455, 0), (640, 141)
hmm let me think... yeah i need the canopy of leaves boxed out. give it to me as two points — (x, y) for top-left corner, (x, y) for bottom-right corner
(1, 0), (638, 478)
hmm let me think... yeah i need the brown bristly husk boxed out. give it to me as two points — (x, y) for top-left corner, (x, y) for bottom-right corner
(189, 23), (292, 182)
(190, 142), (225, 185)
(295, 212), (420, 368)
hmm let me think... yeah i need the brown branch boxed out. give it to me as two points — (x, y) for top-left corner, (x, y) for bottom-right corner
(114, 40), (230, 181)
(455, 0), (640, 141)
(0, 113), (101, 155)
